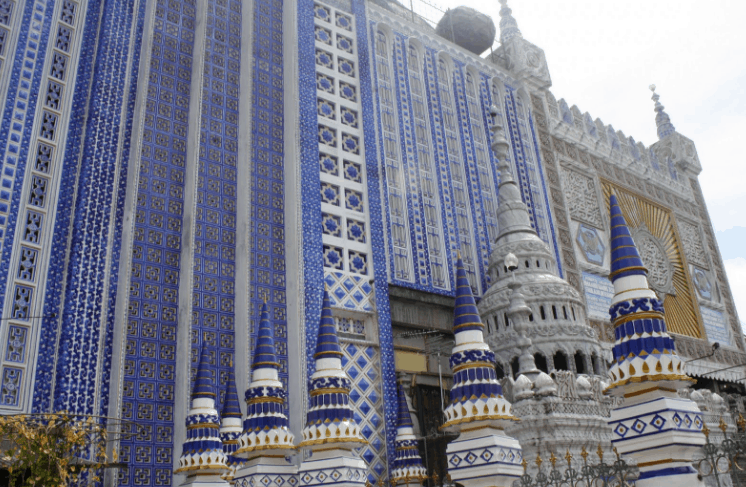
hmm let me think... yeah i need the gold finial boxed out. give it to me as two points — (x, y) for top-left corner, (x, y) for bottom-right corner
(702, 425), (710, 439)
(549, 451), (557, 469)
(738, 413), (746, 431)
(719, 417), (728, 433)
(377, 476), (386, 487)
(263, 295), (267, 304)
(431, 472), (439, 485)
(230, 358), (234, 367)
(521, 457), (528, 472)
(596, 445), (604, 462)
(535, 453), (543, 470)
(445, 474), (452, 483)
(456, 250), (462, 260)
(580, 446), (588, 463)
(613, 446), (620, 460)
(565, 449), (573, 467)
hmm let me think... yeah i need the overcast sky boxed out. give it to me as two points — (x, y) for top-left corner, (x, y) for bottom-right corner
(427, 0), (746, 328)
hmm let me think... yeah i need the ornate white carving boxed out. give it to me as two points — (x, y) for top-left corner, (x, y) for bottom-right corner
(633, 227), (675, 298)
(560, 167), (603, 228)
(678, 219), (708, 268)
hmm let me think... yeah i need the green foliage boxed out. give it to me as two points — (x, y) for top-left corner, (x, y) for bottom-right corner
(0, 413), (111, 487)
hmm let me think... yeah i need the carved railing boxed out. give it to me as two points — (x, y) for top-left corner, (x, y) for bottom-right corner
(512, 447), (637, 487)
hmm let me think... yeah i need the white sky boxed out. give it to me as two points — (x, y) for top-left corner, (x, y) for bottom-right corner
(430, 0), (746, 325)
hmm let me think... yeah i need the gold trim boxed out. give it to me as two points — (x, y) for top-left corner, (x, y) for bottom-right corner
(248, 396), (285, 404)
(236, 444), (297, 454)
(439, 413), (518, 430)
(605, 373), (694, 392)
(310, 387), (351, 396)
(313, 351), (343, 358)
(623, 386), (677, 398)
(298, 437), (368, 448)
(452, 361), (494, 373)
(613, 311), (665, 326)
(609, 266), (647, 279)
(453, 322), (484, 331)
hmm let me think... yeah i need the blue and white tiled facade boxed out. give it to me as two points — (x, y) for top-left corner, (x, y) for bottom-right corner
(0, 0), (740, 485)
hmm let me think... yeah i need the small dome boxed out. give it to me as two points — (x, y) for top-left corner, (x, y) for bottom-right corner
(534, 372), (557, 396)
(514, 374), (534, 401)
(576, 376), (592, 398)
(435, 6), (496, 55)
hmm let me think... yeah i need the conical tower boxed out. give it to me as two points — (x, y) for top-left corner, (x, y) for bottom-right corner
(391, 383), (427, 486)
(175, 342), (229, 486)
(605, 194), (705, 486)
(442, 256), (522, 487)
(233, 301), (297, 483)
(479, 110), (612, 472)
(648, 84), (702, 175)
(298, 288), (367, 487)
(219, 369), (243, 482)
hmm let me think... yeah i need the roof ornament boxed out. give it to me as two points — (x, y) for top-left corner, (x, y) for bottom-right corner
(649, 84), (676, 140)
(498, 0), (523, 44)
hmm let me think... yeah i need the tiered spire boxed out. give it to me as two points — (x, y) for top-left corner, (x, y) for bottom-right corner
(649, 84), (676, 140)
(498, 0), (522, 44)
(606, 193), (691, 393)
(175, 343), (229, 481)
(391, 384), (427, 484)
(219, 369), (243, 481)
(235, 301), (296, 456)
(441, 256), (517, 430)
(299, 288), (366, 449)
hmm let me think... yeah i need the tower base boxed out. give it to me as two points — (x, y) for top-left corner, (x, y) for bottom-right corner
(178, 473), (231, 487)
(233, 456), (299, 487)
(446, 426), (523, 487)
(298, 448), (367, 487)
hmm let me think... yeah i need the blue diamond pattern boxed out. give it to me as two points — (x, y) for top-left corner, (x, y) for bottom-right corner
(365, 347), (375, 358)
(343, 278), (356, 291)
(356, 355), (368, 370)
(368, 390), (379, 404)
(358, 378), (369, 392)
(347, 365), (359, 380)
(352, 290), (364, 303)
(651, 414), (666, 430)
(346, 343), (358, 356)
(333, 286), (346, 301)
(359, 400), (371, 416)
(362, 448), (375, 463)
(361, 424), (373, 439)
(614, 423), (628, 437)
(366, 368), (377, 381)
(349, 388), (360, 404)
(632, 419), (647, 434)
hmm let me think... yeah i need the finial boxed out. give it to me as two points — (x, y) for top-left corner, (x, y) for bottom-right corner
(580, 446), (588, 463)
(535, 453), (543, 470)
(649, 84), (675, 139)
(719, 417), (728, 433)
(498, 0), (522, 44)
(613, 446), (620, 460)
(549, 451), (557, 469)
(738, 413), (746, 431)
(565, 449), (572, 467)
(521, 457), (528, 472)
(608, 194), (647, 282)
(702, 424), (710, 439)
(596, 444), (604, 462)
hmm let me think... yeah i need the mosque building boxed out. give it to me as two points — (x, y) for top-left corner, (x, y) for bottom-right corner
(0, 0), (742, 484)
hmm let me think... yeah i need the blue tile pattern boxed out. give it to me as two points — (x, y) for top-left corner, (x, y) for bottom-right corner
(0, 1), (53, 407)
(113, 1), (195, 484)
(190, 0), (242, 413)
(249, 0), (289, 406)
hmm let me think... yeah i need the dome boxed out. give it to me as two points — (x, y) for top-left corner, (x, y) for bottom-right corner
(435, 7), (496, 55)
(534, 372), (557, 397)
(514, 374), (534, 401)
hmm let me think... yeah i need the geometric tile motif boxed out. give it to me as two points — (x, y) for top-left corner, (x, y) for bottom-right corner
(341, 342), (386, 484)
(324, 271), (373, 312)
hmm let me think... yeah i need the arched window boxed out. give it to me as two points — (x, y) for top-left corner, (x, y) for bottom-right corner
(511, 356), (520, 379)
(407, 44), (419, 73)
(535, 353), (548, 373)
(552, 305), (558, 320)
(563, 306), (568, 320)
(574, 352), (586, 374)
(495, 362), (506, 380)
(571, 307), (576, 321)
(553, 351), (568, 371)
(504, 313), (509, 328)
(376, 31), (387, 58)
(540, 306), (546, 320)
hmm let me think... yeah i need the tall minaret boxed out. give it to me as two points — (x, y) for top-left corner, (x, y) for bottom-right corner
(442, 256), (523, 487)
(298, 289), (367, 487)
(490, 0), (551, 89)
(219, 369), (244, 482)
(605, 194), (706, 487)
(391, 383), (427, 486)
(233, 301), (297, 483)
(174, 343), (229, 486)
(648, 84), (702, 176)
